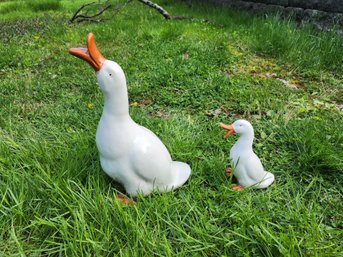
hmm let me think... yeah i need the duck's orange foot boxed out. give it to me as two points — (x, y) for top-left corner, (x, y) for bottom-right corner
(115, 193), (136, 205)
(225, 167), (232, 177)
(232, 184), (244, 191)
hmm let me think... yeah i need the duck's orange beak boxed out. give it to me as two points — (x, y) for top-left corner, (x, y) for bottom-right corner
(220, 123), (235, 139)
(69, 33), (106, 72)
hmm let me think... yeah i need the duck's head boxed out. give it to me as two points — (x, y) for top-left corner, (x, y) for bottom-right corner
(69, 33), (126, 95)
(220, 119), (254, 139)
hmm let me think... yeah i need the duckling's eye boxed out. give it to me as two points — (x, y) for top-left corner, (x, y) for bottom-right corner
(109, 73), (112, 77)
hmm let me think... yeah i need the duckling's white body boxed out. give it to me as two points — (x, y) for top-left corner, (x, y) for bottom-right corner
(69, 33), (191, 197)
(222, 120), (274, 189)
(230, 140), (274, 188)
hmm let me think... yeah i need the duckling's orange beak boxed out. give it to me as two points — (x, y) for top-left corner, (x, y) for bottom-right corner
(69, 32), (106, 72)
(220, 123), (235, 139)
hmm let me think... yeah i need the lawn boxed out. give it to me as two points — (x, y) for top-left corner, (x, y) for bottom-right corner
(0, 0), (342, 256)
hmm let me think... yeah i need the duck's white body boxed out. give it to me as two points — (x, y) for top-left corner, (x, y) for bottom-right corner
(222, 120), (274, 189)
(70, 33), (191, 196)
(96, 108), (191, 196)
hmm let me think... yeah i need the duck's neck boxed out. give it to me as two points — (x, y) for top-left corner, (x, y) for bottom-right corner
(235, 133), (254, 150)
(103, 89), (129, 118)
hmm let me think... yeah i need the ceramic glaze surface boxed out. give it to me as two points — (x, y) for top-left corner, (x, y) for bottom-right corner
(69, 33), (191, 196)
(221, 120), (274, 189)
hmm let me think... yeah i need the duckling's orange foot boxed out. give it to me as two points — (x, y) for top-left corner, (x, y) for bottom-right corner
(232, 184), (244, 191)
(225, 167), (232, 177)
(115, 193), (136, 205)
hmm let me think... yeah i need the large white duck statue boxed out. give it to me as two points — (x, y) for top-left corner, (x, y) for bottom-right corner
(69, 33), (191, 198)
(220, 120), (274, 190)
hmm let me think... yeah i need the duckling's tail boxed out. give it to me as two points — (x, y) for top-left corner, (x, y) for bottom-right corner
(171, 161), (191, 189)
(256, 172), (275, 189)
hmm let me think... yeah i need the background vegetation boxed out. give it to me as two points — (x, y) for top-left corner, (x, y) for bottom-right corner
(0, 0), (342, 256)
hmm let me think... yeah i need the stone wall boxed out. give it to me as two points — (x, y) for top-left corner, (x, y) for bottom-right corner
(206, 0), (343, 13)
(249, 0), (343, 13)
(197, 0), (343, 29)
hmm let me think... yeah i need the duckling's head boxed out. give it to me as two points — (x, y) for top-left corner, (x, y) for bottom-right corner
(69, 33), (126, 96)
(220, 119), (254, 139)
(232, 120), (254, 136)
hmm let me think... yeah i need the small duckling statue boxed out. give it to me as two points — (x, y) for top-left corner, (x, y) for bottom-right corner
(69, 33), (191, 200)
(220, 120), (275, 190)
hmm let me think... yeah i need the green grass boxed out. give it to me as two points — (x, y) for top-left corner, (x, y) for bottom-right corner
(0, 0), (342, 256)
(26, 0), (62, 12)
(0, 0), (61, 15)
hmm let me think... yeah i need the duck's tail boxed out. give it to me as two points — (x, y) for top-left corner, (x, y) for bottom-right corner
(170, 161), (191, 189)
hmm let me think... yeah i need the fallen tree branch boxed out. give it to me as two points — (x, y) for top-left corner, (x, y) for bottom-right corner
(70, 2), (96, 23)
(137, 0), (191, 20)
(136, 0), (215, 24)
(69, 0), (113, 23)
(70, 0), (211, 24)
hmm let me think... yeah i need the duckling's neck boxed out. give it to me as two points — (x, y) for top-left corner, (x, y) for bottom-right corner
(235, 133), (254, 150)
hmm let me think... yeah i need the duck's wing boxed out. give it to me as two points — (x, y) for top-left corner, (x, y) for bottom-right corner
(129, 126), (174, 184)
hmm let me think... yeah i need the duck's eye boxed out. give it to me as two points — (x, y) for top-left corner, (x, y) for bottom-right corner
(109, 73), (112, 76)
